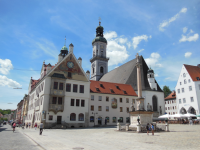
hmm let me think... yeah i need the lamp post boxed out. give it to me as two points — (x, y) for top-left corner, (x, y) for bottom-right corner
(92, 112), (98, 127)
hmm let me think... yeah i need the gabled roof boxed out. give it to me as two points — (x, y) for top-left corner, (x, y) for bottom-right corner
(184, 64), (200, 81)
(165, 91), (176, 100)
(90, 80), (138, 96)
(100, 56), (163, 92)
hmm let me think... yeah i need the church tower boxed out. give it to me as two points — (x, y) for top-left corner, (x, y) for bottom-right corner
(147, 68), (157, 90)
(90, 19), (109, 81)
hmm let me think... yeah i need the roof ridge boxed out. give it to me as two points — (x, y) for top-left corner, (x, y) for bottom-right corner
(90, 80), (133, 86)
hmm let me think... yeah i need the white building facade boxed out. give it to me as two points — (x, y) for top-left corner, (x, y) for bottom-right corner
(164, 91), (177, 119)
(175, 64), (200, 116)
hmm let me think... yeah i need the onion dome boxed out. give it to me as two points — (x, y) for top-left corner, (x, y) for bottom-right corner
(61, 45), (68, 51)
(69, 43), (74, 47)
(92, 23), (107, 44)
(78, 57), (82, 60)
(86, 70), (90, 73)
(148, 67), (154, 73)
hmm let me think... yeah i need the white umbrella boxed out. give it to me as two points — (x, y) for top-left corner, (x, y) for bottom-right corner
(183, 113), (196, 117)
(158, 114), (172, 118)
(170, 113), (185, 118)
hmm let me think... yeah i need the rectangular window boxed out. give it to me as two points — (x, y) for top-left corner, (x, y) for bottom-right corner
(76, 99), (80, 106)
(132, 99), (135, 104)
(188, 79), (191, 83)
(106, 106), (109, 111)
(73, 84), (78, 92)
(99, 96), (102, 101)
(183, 98), (186, 103)
(126, 98), (129, 103)
(189, 86), (192, 91)
(81, 100), (85, 107)
(179, 99), (181, 104)
(91, 105), (94, 111)
(106, 97), (109, 102)
(191, 97), (194, 102)
(71, 99), (74, 106)
(68, 72), (72, 78)
(80, 85), (84, 93)
(120, 107), (123, 112)
(127, 107), (129, 112)
(182, 88), (184, 93)
(59, 83), (63, 90)
(52, 97), (57, 104)
(178, 89), (180, 93)
(58, 97), (62, 105)
(119, 117), (123, 123)
(98, 106), (102, 111)
(120, 98), (122, 103)
(66, 83), (71, 92)
(113, 117), (116, 123)
(180, 82), (182, 85)
(49, 115), (53, 120)
(91, 95), (94, 100)
(54, 82), (58, 89)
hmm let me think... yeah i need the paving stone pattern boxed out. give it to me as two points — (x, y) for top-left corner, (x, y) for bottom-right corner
(0, 124), (42, 150)
(1, 124), (200, 150)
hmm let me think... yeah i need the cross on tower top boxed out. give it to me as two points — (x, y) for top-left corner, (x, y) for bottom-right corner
(99, 17), (101, 26)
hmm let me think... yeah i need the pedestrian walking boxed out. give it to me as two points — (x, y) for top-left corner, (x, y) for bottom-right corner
(12, 122), (16, 132)
(29, 122), (31, 129)
(151, 123), (154, 135)
(34, 123), (37, 130)
(146, 123), (150, 135)
(26, 123), (28, 129)
(39, 122), (43, 135)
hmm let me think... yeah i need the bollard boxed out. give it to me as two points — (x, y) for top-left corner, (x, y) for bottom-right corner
(165, 123), (169, 132)
(117, 122), (121, 131)
(137, 123), (141, 133)
(126, 124), (129, 131)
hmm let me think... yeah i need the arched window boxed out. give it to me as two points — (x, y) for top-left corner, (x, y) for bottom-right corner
(101, 51), (103, 56)
(180, 107), (187, 114)
(188, 106), (196, 115)
(93, 68), (94, 74)
(152, 96), (157, 111)
(70, 113), (76, 121)
(90, 116), (94, 122)
(100, 67), (104, 73)
(79, 113), (84, 121)
(183, 73), (186, 77)
(184, 79), (187, 84)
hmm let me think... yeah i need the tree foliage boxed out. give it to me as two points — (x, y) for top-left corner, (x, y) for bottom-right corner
(0, 109), (11, 115)
(163, 86), (172, 98)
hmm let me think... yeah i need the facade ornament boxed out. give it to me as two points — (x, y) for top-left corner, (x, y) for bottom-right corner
(130, 103), (135, 112)
(147, 103), (152, 111)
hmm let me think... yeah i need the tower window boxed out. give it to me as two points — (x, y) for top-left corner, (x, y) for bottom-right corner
(101, 51), (103, 56)
(93, 68), (94, 74)
(100, 67), (104, 73)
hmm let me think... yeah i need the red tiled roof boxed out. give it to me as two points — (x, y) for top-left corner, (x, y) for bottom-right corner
(90, 80), (138, 96)
(184, 64), (200, 81)
(165, 91), (176, 100)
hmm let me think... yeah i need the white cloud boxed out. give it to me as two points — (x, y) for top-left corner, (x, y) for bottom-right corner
(0, 59), (13, 75)
(132, 35), (151, 49)
(155, 74), (158, 77)
(179, 33), (199, 42)
(159, 7), (187, 31)
(127, 42), (131, 48)
(104, 31), (129, 66)
(190, 29), (194, 33)
(185, 52), (192, 58)
(0, 75), (21, 88)
(138, 49), (144, 53)
(145, 53), (162, 68)
(183, 27), (188, 33)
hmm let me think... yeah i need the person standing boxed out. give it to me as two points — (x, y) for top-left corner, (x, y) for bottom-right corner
(146, 123), (150, 135)
(34, 123), (37, 130)
(12, 122), (16, 132)
(39, 122), (43, 135)
(151, 123), (154, 135)
(29, 122), (31, 129)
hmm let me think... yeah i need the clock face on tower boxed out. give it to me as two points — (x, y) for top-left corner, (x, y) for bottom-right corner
(67, 61), (74, 68)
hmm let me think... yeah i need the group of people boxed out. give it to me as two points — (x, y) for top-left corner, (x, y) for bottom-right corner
(146, 123), (154, 135)
(11, 122), (44, 135)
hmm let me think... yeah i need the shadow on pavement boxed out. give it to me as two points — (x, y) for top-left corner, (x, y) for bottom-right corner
(0, 128), (7, 132)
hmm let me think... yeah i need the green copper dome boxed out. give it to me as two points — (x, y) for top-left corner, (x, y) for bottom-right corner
(61, 45), (68, 50)
(96, 25), (104, 30)
(92, 36), (107, 44)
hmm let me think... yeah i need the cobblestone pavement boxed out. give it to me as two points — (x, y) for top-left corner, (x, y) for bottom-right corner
(0, 124), (42, 150)
(14, 124), (200, 150)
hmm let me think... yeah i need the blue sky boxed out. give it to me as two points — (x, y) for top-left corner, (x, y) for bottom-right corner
(0, 0), (199, 109)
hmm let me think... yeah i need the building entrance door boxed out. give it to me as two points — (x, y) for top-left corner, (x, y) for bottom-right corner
(98, 117), (102, 125)
(57, 116), (62, 124)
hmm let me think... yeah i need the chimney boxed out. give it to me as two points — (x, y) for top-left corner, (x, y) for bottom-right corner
(69, 43), (74, 53)
(46, 63), (52, 74)
(78, 57), (82, 66)
(86, 70), (90, 80)
(197, 64), (200, 68)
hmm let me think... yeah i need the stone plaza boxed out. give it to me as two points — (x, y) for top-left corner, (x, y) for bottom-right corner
(1, 124), (199, 150)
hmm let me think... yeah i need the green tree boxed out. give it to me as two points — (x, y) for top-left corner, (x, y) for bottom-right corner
(163, 86), (172, 98)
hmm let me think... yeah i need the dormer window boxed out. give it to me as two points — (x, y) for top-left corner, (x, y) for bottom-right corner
(197, 77), (200, 80)
(115, 85), (120, 90)
(110, 89), (114, 93)
(100, 84), (103, 88)
(96, 88), (100, 92)
(123, 90), (127, 94)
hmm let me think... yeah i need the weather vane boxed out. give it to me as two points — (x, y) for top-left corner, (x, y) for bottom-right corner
(99, 17), (101, 26)
(64, 36), (66, 46)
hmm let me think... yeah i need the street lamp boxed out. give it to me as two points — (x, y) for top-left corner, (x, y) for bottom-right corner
(92, 112), (98, 127)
